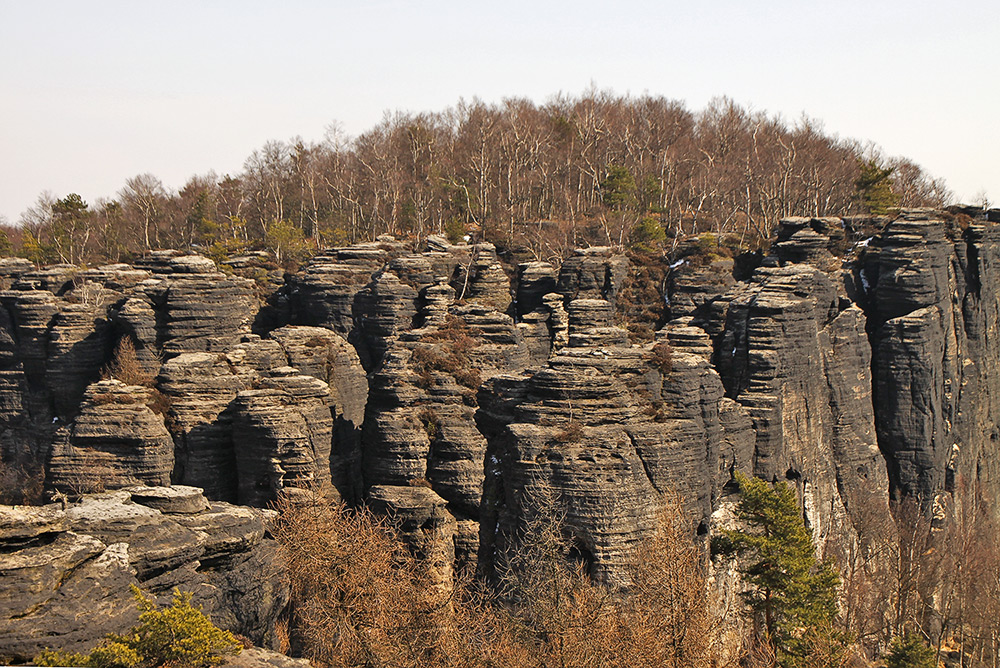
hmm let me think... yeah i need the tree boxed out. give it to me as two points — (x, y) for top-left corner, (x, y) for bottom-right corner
(119, 174), (168, 251)
(600, 164), (636, 210)
(855, 159), (900, 215)
(713, 471), (843, 667)
(264, 219), (311, 267)
(51, 193), (92, 264)
(885, 633), (936, 668)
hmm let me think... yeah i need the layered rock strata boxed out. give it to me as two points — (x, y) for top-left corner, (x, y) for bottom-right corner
(47, 380), (174, 493)
(858, 211), (1000, 511)
(0, 487), (288, 662)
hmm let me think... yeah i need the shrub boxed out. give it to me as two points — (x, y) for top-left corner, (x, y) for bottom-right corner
(36, 586), (240, 668)
(650, 341), (672, 375)
(101, 337), (154, 387)
(0, 451), (45, 505)
(553, 421), (584, 444)
(272, 489), (448, 668)
(412, 316), (483, 404)
(885, 633), (936, 668)
(629, 216), (666, 252)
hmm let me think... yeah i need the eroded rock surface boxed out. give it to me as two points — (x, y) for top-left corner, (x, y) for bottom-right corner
(0, 488), (287, 663)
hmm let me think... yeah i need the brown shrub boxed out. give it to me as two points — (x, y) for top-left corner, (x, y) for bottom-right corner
(0, 452), (45, 505)
(272, 488), (455, 668)
(553, 421), (584, 444)
(411, 316), (483, 404)
(272, 485), (733, 668)
(89, 392), (138, 405)
(651, 341), (673, 375)
(101, 337), (155, 387)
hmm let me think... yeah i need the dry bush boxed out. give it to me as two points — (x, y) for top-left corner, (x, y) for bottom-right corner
(272, 488), (458, 668)
(553, 421), (584, 444)
(411, 316), (483, 404)
(650, 341), (673, 375)
(0, 452), (45, 505)
(274, 484), (738, 668)
(102, 337), (155, 386)
(495, 488), (721, 668)
(615, 501), (713, 667)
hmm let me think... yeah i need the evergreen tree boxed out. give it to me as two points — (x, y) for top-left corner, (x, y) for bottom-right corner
(856, 159), (901, 215)
(600, 165), (636, 210)
(885, 633), (936, 668)
(713, 471), (843, 667)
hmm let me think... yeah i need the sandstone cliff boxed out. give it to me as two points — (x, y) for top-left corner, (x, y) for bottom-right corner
(3, 208), (1000, 657)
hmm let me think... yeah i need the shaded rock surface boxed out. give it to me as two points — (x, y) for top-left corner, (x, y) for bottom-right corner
(859, 211), (1000, 510)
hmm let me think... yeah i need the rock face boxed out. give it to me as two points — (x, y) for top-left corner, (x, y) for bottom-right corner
(47, 380), (174, 493)
(0, 487), (288, 663)
(859, 211), (1000, 510)
(233, 369), (334, 507)
(476, 248), (754, 583)
(268, 326), (368, 502)
(714, 263), (888, 548)
(120, 251), (258, 360)
(6, 207), (1000, 629)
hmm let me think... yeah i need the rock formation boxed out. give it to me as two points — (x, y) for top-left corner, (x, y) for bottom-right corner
(0, 486), (288, 663)
(3, 207), (1000, 659)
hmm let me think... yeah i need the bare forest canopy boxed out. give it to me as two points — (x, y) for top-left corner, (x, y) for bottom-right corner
(4, 92), (952, 267)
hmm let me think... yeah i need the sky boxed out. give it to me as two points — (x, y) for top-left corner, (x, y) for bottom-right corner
(1, 0), (998, 223)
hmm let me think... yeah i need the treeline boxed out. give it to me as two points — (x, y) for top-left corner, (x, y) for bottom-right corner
(5, 91), (950, 266)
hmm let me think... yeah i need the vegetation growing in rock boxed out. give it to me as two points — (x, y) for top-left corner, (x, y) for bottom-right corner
(0, 451), (45, 505)
(412, 315), (482, 403)
(35, 586), (240, 668)
(713, 472), (844, 667)
(101, 337), (154, 387)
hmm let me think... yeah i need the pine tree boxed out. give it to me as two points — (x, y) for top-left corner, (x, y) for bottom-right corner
(713, 471), (843, 667)
(885, 633), (936, 668)
(856, 159), (901, 215)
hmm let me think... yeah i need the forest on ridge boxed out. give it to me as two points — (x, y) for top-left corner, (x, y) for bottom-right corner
(2, 91), (950, 266)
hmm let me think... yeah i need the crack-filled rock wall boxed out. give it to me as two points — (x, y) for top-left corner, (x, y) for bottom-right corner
(859, 211), (1000, 512)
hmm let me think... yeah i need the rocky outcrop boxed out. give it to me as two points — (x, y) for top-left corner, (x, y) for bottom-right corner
(158, 352), (245, 500)
(288, 239), (410, 335)
(477, 251), (751, 583)
(118, 251), (258, 359)
(47, 380), (174, 494)
(859, 211), (1000, 512)
(159, 333), (352, 506)
(0, 487), (288, 663)
(714, 261), (888, 548)
(268, 326), (368, 502)
(232, 368), (334, 507)
(556, 247), (628, 306)
(7, 208), (1000, 622)
(368, 484), (458, 597)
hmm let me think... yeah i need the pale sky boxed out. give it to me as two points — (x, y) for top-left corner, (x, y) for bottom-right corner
(1, 0), (997, 223)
